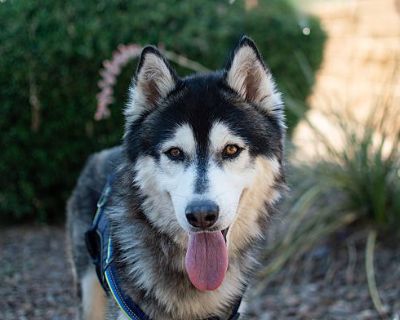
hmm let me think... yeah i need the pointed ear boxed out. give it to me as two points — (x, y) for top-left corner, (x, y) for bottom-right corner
(126, 46), (178, 122)
(226, 36), (283, 118)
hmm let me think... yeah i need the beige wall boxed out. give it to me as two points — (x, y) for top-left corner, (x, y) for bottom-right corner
(294, 0), (400, 156)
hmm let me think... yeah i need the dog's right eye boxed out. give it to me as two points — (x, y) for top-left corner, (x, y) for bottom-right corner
(165, 147), (184, 161)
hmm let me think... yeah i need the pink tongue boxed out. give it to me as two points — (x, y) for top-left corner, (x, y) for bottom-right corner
(185, 231), (228, 291)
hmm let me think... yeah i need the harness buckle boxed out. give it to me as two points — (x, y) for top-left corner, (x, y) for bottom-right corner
(85, 227), (109, 292)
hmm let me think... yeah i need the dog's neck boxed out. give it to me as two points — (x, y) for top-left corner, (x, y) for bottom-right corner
(109, 199), (254, 320)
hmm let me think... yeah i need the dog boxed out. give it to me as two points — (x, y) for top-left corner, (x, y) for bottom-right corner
(66, 36), (286, 320)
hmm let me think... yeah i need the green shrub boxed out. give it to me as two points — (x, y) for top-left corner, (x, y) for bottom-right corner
(0, 0), (325, 222)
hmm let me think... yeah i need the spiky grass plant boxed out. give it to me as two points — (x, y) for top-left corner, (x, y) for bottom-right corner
(299, 99), (400, 226)
(255, 87), (400, 295)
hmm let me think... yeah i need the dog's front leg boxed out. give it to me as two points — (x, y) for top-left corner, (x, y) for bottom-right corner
(81, 268), (107, 320)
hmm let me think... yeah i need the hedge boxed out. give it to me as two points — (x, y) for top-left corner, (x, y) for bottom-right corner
(0, 0), (325, 222)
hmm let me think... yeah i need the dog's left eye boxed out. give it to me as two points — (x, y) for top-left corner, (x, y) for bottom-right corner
(165, 147), (184, 161)
(222, 144), (242, 159)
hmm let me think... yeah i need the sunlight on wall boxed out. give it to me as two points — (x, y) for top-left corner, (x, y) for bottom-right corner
(294, 0), (400, 158)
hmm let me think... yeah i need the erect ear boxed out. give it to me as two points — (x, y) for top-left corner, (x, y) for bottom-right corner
(126, 46), (178, 123)
(226, 36), (283, 118)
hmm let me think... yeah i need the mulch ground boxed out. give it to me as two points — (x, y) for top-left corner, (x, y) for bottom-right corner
(0, 226), (76, 320)
(0, 226), (399, 320)
(247, 230), (400, 320)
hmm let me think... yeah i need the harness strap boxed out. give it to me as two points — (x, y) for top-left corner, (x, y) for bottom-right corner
(85, 174), (243, 320)
(105, 239), (150, 320)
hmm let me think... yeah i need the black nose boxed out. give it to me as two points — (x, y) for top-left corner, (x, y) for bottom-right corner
(185, 200), (219, 229)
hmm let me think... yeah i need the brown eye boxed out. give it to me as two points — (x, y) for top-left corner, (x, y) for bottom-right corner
(165, 147), (184, 161)
(222, 144), (242, 159)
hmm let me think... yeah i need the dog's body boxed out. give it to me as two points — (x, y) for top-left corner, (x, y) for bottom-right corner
(67, 37), (286, 320)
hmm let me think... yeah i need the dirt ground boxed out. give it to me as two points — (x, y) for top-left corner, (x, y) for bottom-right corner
(0, 226), (399, 320)
(0, 226), (76, 320)
(246, 229), (400, 320)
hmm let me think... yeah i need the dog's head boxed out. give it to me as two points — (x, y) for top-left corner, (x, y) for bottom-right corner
(124, 36), (285, 291)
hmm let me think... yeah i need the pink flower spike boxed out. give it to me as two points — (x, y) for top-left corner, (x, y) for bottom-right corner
(95, 43), (143, 121)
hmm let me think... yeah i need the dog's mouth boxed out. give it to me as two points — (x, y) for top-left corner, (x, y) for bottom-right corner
(185, 227), (230, 292)
(221, 227), (229, 242)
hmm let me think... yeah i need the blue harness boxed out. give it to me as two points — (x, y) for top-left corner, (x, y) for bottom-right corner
(85, 176), (242, 320)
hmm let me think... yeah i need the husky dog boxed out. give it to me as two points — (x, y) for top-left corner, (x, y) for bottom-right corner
(67, 36), (286, 320)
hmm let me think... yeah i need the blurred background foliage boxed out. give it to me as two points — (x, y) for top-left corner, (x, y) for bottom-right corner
(0, 0), (326, 223)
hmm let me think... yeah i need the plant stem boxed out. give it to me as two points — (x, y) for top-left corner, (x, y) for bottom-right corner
(365, 229), (386, 317)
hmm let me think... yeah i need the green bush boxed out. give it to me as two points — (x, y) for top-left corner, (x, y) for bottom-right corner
(0, 0), (325, 223)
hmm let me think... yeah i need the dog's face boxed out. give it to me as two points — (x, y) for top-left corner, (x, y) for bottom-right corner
(155, 120), (257, 233)
(124, 37), (285, 291)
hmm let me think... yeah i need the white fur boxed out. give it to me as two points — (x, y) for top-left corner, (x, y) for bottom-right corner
(228, 156), (282, 253)
(133, 156), (186, 246)
(160, 124), (196, 157)
(209, 121), (247, 152)
(133, 124), (197, 236)
(206, 122), (256, 231)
